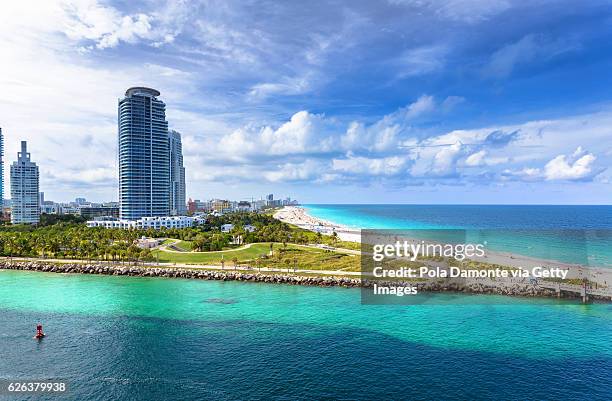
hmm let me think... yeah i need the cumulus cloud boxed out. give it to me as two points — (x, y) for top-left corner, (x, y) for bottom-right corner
(340, 95), (441, 152)
(213, 94), (442, 164)
(216, 111), (335, 159)
(248, 74), (314, 100)
(500, 147), (602, 183)
(431, 142), (463, 176)
(501, 167), (541, 182)
(544, 147), (598, 181)
(0, 0), (609, 202)
(263, 160), (323, 183)
(199, 102), (611, 187)
(465, 150), (486, 166)
(465, 150), (508, 166)
(332, 154), (408, 176)
(62, 0), (171, 49)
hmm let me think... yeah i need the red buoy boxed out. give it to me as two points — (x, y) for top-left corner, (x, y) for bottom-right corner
(34, 324), (45, 339)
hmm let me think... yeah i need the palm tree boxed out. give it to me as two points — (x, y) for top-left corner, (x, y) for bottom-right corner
(284, 259), (291, 273)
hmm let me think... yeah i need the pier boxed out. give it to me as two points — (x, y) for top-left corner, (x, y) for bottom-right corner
(538, 281), (612, 303)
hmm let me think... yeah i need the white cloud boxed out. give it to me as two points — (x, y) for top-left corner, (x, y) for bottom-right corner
(502, 167), (541, 182)
(465, 150), (508, 166)
(0, 0), (608, 201)
(465, 150), (486, 166)
(62, 1), (164, 49)
(499, 147), (601, 183)
(332, 154), (408, 176)
(202, 102), (612, 186)
(216, 111), (334, 159)
(340, 95), (437, 152)
(431, 142), (463, 176)
(248, 74), (314, 100)
(544, 147), (597, 181)
(263, 160), (322, 182)
(0, 1), (202, 200)
(47, 166), (116, 185)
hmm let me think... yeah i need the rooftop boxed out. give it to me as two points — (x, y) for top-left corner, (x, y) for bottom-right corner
(125, 87), (161, 97)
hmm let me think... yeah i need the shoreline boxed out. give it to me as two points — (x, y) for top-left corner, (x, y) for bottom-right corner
(274, 206), (612, 286)
(2, 261), (611, 302)
(274, 206), (361, 242)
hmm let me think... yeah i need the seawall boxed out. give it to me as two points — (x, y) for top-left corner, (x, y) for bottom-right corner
(1, 261), (608, 302)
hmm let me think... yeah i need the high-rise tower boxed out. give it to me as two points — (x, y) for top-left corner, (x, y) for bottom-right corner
(118, 87), (170, 220)
(169, 130), (186, 215)
(10, 141), (40, 224)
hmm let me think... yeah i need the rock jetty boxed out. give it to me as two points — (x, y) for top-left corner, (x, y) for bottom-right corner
(0, 261), (361, 288)
(1, 261), (608, 302)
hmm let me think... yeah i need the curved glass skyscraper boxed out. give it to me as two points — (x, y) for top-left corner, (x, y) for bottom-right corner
(118, 87), (170, 220)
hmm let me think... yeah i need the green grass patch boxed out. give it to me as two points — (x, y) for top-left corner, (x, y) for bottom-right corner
(254, 247), (359, 272)
(173, 240), (193, 251)
(152, 243), (276, 264)
(151, 242), (360, 272)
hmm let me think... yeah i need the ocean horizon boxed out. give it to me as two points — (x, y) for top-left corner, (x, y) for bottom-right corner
(303, 204), (612, 267)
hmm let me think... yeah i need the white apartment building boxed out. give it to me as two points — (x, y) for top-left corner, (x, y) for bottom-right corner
(10, 141), (40, 224)
(87, 216), (203, 230)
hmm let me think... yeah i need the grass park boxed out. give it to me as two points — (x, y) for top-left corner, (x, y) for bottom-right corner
(152, 241), (360, 272)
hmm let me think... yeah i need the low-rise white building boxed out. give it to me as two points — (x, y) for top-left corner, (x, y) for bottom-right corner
(220, 223), (234, 233)
(136, 237), (163, 249)
(87, 216), (201, 230)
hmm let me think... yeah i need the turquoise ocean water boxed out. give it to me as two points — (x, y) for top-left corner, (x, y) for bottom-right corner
(304, 205), (612, 266)
(1, 205), (611, 400)
(0, 270), (610, 400)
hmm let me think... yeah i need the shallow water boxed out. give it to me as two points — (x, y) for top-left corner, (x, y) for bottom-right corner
(0, 270), (610, 400)
(305, 204), (612, 266)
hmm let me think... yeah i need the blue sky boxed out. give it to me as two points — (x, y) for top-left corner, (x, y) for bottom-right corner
(0, 0), (611, 204)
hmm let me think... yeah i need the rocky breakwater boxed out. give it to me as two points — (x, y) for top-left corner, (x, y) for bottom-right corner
(0, 261), (362, 288)
(418, 280), (558, 298)
(2, 261), (607, 301)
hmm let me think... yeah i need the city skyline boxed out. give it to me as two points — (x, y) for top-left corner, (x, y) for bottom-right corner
(0, 1), (611, 204)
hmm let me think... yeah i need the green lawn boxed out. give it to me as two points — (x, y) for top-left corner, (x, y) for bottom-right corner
(173, 240), (194, 251)
(152, 243), (275, 264)
(151, 242), (360, 271)
(259, 246), (359, 271)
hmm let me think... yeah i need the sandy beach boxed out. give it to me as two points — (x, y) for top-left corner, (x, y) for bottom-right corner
(274, 206), (612, 286)
(274, 206), (361, 242)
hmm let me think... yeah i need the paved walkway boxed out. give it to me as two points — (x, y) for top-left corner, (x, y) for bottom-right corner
(159, 240), (255, 254)
(0, 256), (360, 276)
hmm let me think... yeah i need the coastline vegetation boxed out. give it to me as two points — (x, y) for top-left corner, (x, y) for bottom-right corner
(0, 212), (357, 267)
(152, 243), (359, 271)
